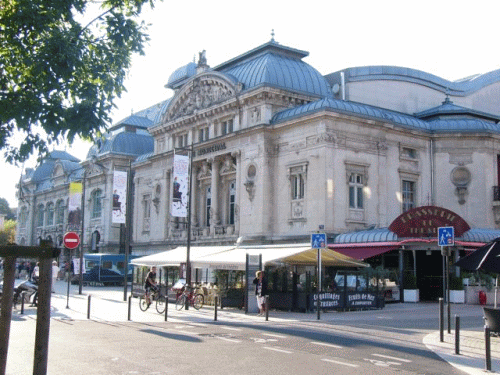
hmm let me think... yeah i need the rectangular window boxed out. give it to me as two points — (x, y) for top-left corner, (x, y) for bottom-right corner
(198, 127), (209, 142)
(349, 173), (364, 209)
(402, 180), (415, 212)
(221, 119), (233, 135)
(228, 181), (236, 225)
(102, 261), (112, 269)
(206, 186), (211, 227)
(291, 174), (305, 200)
(143, 194), (151, 232)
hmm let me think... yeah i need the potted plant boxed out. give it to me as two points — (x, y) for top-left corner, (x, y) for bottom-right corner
(403, 272), (419, 303)
(449, 275), (465, 303)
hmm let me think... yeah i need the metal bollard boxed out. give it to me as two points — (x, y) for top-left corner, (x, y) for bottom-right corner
(87, 295), (91, 319)
(164, 296), (168, 322)
(214, 296), (218, 321)
(439, 298), (444, 342)
(485, 325), (492, 371)
(455, 315), (460, 355)
(265, 295), (269, 321)
(20, 292), (26, 315)
(317, 293), (321, 320)
(128, 296), (132, 321)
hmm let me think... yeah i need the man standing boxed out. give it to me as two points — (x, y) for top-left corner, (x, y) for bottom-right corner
(253, 270), (268, 316)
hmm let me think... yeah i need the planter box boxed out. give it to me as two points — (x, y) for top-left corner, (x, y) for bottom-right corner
(403, 289), (419, 303)
(450, 290), (465, 303)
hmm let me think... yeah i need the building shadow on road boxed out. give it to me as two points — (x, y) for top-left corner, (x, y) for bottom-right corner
(141, 329), (202, 342)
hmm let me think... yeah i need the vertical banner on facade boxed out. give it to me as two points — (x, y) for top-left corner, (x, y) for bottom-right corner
(112, 170), (128, 224)
(68, 182), (82, 230)
(172, 154), (189, 217)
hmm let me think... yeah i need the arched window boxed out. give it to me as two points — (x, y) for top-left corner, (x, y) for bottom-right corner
(46, 202), (55, 226)
(55, 199), (65, 225)
(36, 204), (44, 227)
(19, 207), (28, 228)
(91, 189), (102, 219)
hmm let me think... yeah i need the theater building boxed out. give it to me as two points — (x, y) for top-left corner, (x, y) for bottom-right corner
(17, 38), (500, 301)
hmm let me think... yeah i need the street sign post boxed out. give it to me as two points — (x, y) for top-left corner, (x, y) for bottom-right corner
(311, 233), (326, 320)
(438, 226), (454, 334)
(63, 232), (80, 250)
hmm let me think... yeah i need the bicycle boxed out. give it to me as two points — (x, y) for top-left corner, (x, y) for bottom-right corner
(175, 285), (204, 310)
(139, 285), (167, 314)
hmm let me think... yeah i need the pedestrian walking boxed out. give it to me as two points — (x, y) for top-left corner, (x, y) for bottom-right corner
(52, 261), (60, 293)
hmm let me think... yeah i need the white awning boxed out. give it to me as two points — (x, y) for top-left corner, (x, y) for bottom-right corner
(132, 244), (368, 270)
(191, 243), (368, 270)
(130, 246), (236, 267)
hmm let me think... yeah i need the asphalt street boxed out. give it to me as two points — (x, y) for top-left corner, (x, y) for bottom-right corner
(4, 281), (500, 375)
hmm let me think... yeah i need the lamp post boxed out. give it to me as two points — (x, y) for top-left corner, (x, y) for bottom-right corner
(78, 169), (86, 295)
(173, 144), (194, 309)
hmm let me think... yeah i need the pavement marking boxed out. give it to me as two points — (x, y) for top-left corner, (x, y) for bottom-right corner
(176, 330), (201, 336)
(321, 358), (359, 367)
(263, 346), (292, 354)
(251, 337), (278, 343)
(216, 336), (241, 343)
(220, 325), (241, 331)
(372, 354), (412, 363)
(262, 333), (286, 338)
(311, 341), (343, 349)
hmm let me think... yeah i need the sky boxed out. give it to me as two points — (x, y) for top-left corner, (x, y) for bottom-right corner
(2, 0), (500, 209)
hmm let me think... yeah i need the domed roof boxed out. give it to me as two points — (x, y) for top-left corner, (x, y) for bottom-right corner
(87, 131), (154, 159)
(216, 41), (332, 98)
(166, 62), (197, 90)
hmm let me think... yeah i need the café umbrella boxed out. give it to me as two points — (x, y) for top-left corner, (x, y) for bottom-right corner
(454, 237), (500, 307)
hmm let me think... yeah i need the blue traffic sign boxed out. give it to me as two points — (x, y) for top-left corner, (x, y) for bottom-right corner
(311, 233), (326, 249)
(438, 227), (454, 246)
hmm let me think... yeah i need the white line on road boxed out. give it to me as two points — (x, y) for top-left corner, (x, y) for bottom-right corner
(311, 341), (343, 349)
(262, 333), (286, 338)
(372, 354), (412, 363)
(220, 326), (241, 331)
(321, 358), (359, 367)
(263, 346), (292, 354)
(216, 336), (241, 343)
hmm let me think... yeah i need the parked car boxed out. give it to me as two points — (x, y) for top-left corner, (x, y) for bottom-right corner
(71, 266), (131, 286)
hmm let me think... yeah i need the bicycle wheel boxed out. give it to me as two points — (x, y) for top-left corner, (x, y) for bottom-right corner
(139, 296), (149, 311)
(193, 294), (204, 310)
(175, 295), (185, 310)
(156, 295), (166, 314)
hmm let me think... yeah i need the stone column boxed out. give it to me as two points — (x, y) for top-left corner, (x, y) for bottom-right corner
(210, 158), (220, 234)
(233, 151), (241, 236)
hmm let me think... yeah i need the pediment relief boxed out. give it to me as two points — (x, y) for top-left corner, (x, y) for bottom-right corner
(164, 73), (240, 123)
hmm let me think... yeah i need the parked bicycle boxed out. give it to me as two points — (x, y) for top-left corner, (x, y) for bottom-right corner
(139, 285), (166, 314)
(175, 285), (204, 310)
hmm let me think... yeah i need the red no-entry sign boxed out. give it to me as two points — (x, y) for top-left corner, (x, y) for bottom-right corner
(63, 232), (80, 249)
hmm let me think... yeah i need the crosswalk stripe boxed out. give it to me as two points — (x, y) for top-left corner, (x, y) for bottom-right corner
(321, 358), (358, 367)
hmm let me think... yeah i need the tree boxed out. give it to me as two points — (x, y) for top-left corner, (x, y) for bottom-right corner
(0, 197), (15, 220)
(0, 219), (16, 245)
(0, 0), (156, 164)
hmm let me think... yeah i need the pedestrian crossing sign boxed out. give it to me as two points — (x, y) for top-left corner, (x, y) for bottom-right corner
(311, 233), (326, 249)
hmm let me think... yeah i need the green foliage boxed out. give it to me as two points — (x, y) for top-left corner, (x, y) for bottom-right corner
(0, 197), (15, 220)
(403, 272), (417, 289)
(0, 0), (156, 163)
(0, 219), (17, 245)
(449, 275), (464, 290)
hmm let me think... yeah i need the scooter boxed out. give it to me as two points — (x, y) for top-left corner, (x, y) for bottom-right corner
(13, 278), (38, 307)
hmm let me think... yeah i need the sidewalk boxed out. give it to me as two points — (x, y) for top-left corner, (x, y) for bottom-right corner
(6, 280), (500, 374)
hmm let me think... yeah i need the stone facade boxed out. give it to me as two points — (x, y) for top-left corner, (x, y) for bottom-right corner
(16, 40), (500, 262)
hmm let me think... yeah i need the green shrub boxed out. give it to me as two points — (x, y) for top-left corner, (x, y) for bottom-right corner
(449, 276), (464, 290)
(403, 272), (417, 289)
